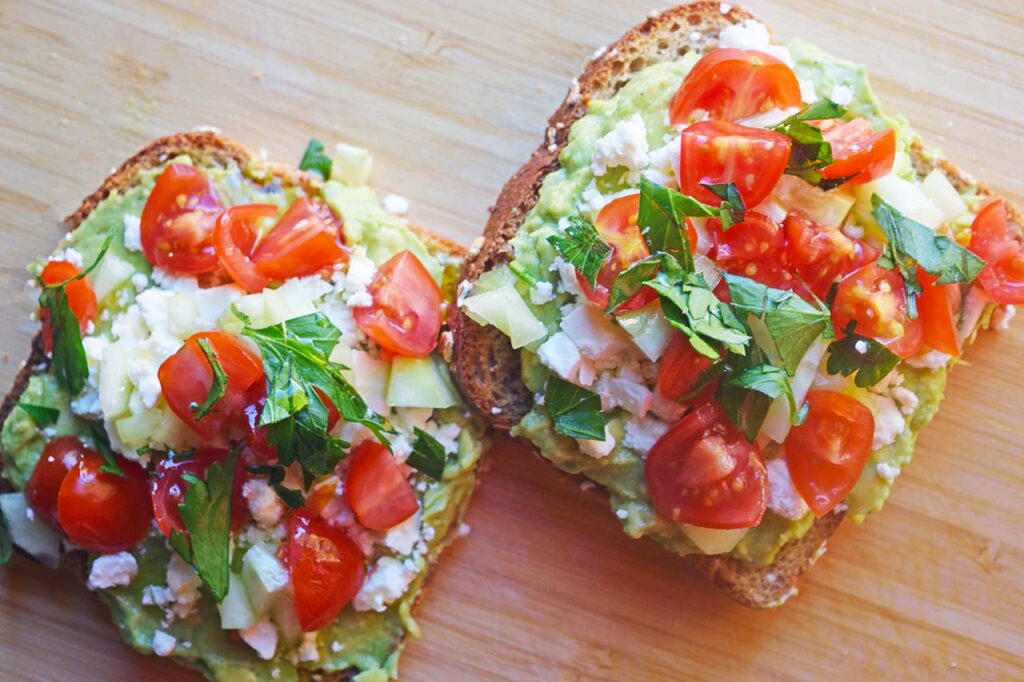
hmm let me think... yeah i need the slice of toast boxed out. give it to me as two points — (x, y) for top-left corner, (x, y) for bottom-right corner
(0, 131), (481, 679)
(451, 2), (1023, 607)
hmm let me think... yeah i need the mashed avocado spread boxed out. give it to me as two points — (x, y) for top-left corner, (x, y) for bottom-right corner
(1, 157), (484, 680)
(503, 39), (953, 565)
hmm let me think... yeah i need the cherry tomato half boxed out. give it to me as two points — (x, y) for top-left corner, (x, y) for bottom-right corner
(784, 390), (874, 516)
(39, 260), (98, 353)
(353, 250), (442, 358)
(816, 118), (896, 188)
(656, 334), (717, 402)
(918, 270), (962, 356)
(644, 401), (769, 529)
(253, 199), (347, 280)
(214, 204), (276, 293)
(832, 262), (924, 358)
(668, 48), (802, 124)
(140, 164), (224, 274)
(57, 453), (152, 553)
(25, 435), (91, 529)
(784, 210), (879, 300)
(150, 449), (248, 539)
(344, 440), (418, 532)
(969, 200), (1024, 304)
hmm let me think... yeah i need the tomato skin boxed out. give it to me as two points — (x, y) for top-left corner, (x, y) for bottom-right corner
(253, 199), (347, 280)
(784, 390), (874, 516)
(25, 436), (91, 529)
(344, 440), (418, 532)
(57, 454), (152, 553)
(39, 261), (98, 353)
(669, 48), (801, 124)
(817, 119), (896, 187)
(657, 334), (717, 401)
(832, 263), (925, 358)
(140, 164), (224, 274)
(784, 211), (879, 300)
(969, 200), (1024, 304)
(214, 204), (276, 293)
(918, 271), (962, 356)
(353, 250), (442, 358)
(679, 121), (792, 208)
(158, 331), (264, 441)
(286, 510), (366, 632)
(644, 402), (769, 530)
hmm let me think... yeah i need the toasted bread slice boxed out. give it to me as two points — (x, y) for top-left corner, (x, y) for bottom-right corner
(451, 2), (1023, 607)
(0, 131), (481, 679)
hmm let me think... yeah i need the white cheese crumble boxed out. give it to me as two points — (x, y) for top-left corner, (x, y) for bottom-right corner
(166, 553), (203, 620)
(122, 214), (142, 252)
(241, 620), (279, 660)
(151, 630), (176, 657)
(591, 113), (650, 182)
(992, 304), (1016, 331)
(381, 193), (410, 215)
(829, 83), (855, 107)
(54, 247), (84, 268)
(384, 512), (422, 555)
(766, 459), (810, 521)
(87, 551), (138, 590)
(561, 304), (632, 360)
(643, 136), (681, 186)
(577, 425), (616, 459)
(864, 393), (906, 450)
(875, 461), (901, 482)
(718, 19), (792, 66)
(622, 415), (669, 454)
(352, 556), (418, 612)
(904, 349), (952, 370)
(529, 281), (556, 306)
(243, 477), (286, 530)
(536, 331), (582, 382)
(798, 78), (818, 104)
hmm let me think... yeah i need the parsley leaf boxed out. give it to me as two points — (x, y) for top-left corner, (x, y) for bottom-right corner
(241, 313), (392, 478)
(298, 138), (332, 179)
(545, 377), (606, 440)
(0, 505), (11, 567)
(191, 338), (228, 421)
(87, 420), (125, 478)
(17, 403), (59, 427)
(638, 178), (714, 272)
(169, 530), (192, 564)
(648, 271), (750, 359)
(724, 364), (797, 421)
(175, 449), (239, 601)
(700, 182), (746, 229)
(547, 217), (611, 289)
(407, 428), (447, 481)
(826, 323), (901, 388)
(605, 252), (683, 313)
(771, 99), (852, 188)
(725, 273), (831, 375)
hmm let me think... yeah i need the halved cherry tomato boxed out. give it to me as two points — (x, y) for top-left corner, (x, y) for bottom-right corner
(918, 270), (962, 356)
(39, 261), (98, 353)
(969, 200), (1024, 304)
(214, 204), (276, 293)
(25, 435), (90, 529)
(657, 334), (717, 401)
(679, 121), (792, 208)
(57, 453), (152, 553)
(832, 262), (925, 358)
(253, 199), (347, 280)
(158, 331), (264, 441)
(644, 401), (769, 529)
(151, 449), (248, 539)
(708, 212), (808, 294)
(285, 510), (366, 632)
(140, 164), (224, 274)
(304, 477), (340, 517)
(784, 390), (874, 516)
(575, 194), (661, 312)
(353, 250), (442, 358)
(784, 210), (879, 299)
(668, 48), (801, 124)
(344, 440), (418, 532)
(815, 118), (896, 187)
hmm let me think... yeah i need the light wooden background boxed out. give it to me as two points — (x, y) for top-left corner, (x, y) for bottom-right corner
(1, 1), (1022, 680)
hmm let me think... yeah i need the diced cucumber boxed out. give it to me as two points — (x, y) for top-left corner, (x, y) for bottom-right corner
(387, 355), (458, 409)
(854, 173), (943, 230)
(920, 168), (967, 223)
(167, 293), (200, 338)
(352, 350), (391, 414)
(219, 572), (256, 630)
(616, 301), (673, 362)
(773, 175), (854, 228)
(462, 284), (547, 349)
(115, 409), (163, 448)
(472, 265), (516, 295)
(682, 524), (748, 555)
(331, 143), (374, 186)
(91, 254), (136, 301)
(240, 542), (289, 617)
(0, 493), (61, 568)
(98, 341), (132, 419)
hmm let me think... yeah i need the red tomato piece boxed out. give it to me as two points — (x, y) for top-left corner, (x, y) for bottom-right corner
(214, 204), (276, 293)
(784, 210), (879, 300)
(150, 448), (248, 539)
(918, 270), (962, 356)
(784, 390), (874, 516)
(158, 331), (265, 441)
(39, 260), (98, 353)
(832, 262), (925, 358)
(708, 212), (809, 294)
(656, 334), (717, 401)
(344, 440), (418, 532)
(57, 453), (152, 553)
(353, 250), (442, 358)
(969, 200), (1024, 304)
(286, 510), (366, 632)
(25, 435), (91, 529)
(668, 48), (802, 124)
(816, 118), (896, 187)
(253, 199), (347, 280)
(679, 121), (792, 208)
(644, 401), (769, 529)
(140, 164), (224, 274)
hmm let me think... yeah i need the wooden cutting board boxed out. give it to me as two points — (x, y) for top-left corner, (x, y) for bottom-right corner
(1, 1), (1021, 679)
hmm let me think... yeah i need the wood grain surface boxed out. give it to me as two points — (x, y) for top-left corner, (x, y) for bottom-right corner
(1, 1), (1022, 680)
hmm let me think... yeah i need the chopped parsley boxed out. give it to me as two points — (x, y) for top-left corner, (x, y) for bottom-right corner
(298, 138), (333, 179)
(17, 403), (59, 427)
(827, 322), (901, 388)
(700, 182), (746, 229)
(771, 98), (853, 189)
(0, 506), (11, 567)
(407, 428), (448, 481)
(87, 420), (125, 478)
(547, 216), (611, 289)
(191, 338), (227, 421)
(545, 377), (606, 440)
(637, 177), (715, 271)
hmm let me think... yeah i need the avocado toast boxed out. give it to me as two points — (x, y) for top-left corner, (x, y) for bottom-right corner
(0, 131), (487, 679)
(452, 2), (1021, 607)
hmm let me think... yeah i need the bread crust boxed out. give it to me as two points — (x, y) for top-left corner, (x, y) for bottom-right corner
(450, 1), (1023, 608)
(0, 131), (472, 679)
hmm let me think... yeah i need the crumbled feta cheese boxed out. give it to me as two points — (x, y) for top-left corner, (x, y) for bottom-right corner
(890, 386), (919, 416)
(298, 632), (320, 663)
(241, 620), (278, 660)
(382, 193), (410, 215)
(87, 552), (138, 590)
(141, 584), (174, 607)
(766, 459), (810, 521)
(243, 477), (286, 530)
(530, 281), (556, 306)
(798, 78), (818, 104)
(54, 247), (84, 268)
(718, 19), (791, 65)
(596, 369), (653, 416)
(737, 107), (800, 129)
(151, 630), (177, 657)
(992, 304), (1016, 331)
(384, 513), (422, 555)
(352, 557), (417, 612)
(875, 461), (901, 483)
(643, 136), (681, 186)
(389, 433), (413, 462)
(591, 113), (649, 182)
(622, 415), (669, 454)
(561, 304), (632, 360)
(829, 84), (855, 107)
(130, 272), (149, 292)
(904, 349), (952, 370)
(577, 426), (616, 459)
(167, 553), (202, 619)
(122, 215), (142, 252)
(536, 332), (582, 381)
(862, 393), (906, 449)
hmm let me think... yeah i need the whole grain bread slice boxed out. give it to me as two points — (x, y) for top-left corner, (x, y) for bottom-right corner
(451, 2), (1023, 608)
(0, 131), (475, 679)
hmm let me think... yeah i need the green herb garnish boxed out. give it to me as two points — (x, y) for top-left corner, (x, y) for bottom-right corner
(0, 506), (11, 567)
(771, 98), (853, 189)
(298, 138), (332, 179)
(545, 377), (606, 440)
(826, 322), (901, 388)
(87, 420), (125, 478)
(245, 465), (305, 509)
(700, 182), (746, 229)
(648, 271), (750, 359)
(547, 217), (612, 289)
(17, 403), (59, 428)
(191, 338), (228, 421)
(638, 177), (714, 271)
(407, 428), (447, 481)
(725, 364), (798, 421)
